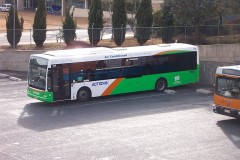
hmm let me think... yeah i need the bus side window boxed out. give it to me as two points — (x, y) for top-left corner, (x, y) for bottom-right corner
(96, 60), (107, 69)
(108, 59), (122, 79)
(142, 56), (155, 75)
(122, 58), (142, 78)
(85, 62), (96, 81)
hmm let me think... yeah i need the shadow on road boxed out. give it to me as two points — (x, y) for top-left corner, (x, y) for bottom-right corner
(17, 85), (212, 132)
(217, 119), (240, 149)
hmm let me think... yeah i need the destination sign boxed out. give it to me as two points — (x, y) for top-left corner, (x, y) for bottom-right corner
(222, 69), (240, 76)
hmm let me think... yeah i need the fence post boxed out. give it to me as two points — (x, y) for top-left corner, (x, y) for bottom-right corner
(152, 23), (154, 37)
(121, 24), (123, 46)
(30, 27), (32, 45)
(92, 23), (94, 47)
(13, 0), (16, 48)
(59, 28), (62, 46)
(185, 25), (187, 43)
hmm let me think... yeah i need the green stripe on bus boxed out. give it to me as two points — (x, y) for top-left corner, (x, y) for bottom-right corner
(27, 87), (54, 102)
(110, 66), (199, 95)
(164, 50), (194, 54)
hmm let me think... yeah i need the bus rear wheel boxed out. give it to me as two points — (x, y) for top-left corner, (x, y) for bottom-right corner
(155, 79), (167, 92)
(77, 88), (91, 102)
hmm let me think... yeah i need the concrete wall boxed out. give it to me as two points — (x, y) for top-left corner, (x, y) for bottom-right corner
(0, 50), (44, 71)
(199, 44), (240, 85)
(1, 44), (240, 85)
(73, 8), (133, 19)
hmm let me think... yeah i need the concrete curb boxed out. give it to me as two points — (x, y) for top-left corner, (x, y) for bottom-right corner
(1, 73), (22, 81)
(164, 89), (176, 94)
(196, 89), (213, 94)
(9, 76), (22, 81)
(0, 73), (9, 78)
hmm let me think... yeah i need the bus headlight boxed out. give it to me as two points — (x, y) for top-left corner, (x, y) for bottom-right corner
(213, 105), (216, 110)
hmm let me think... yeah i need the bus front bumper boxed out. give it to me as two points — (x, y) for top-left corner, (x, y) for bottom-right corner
(27, 87), (54, 103)
(213, 105), (240, 119)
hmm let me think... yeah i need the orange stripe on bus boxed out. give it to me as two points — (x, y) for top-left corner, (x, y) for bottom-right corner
(101, 78), (123, 96)
(154, 50), (176, 56)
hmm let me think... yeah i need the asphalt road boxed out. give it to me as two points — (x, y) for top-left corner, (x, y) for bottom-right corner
(0, 77), (240, 160)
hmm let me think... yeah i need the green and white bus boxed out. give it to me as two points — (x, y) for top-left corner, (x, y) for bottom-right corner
(27, 43), (199, 102)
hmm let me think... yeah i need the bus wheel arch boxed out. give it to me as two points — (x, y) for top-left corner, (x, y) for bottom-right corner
(155, 78), (167, 92)
(77, 87), (92, 102)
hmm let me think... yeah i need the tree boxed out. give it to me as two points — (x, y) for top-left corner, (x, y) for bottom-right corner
(33, 0), (47, 46)
(62, 7), (77, 46)
(88, 0), (103, 46)
(112, 0), (127, 46)
(153, 10), (162, 37)
(5, 6), (24, 48)
(136, 0), (153, 45)
(169, 0), (216, 43)
(227, 0), (240, 14)
(161, 2), (174, 43)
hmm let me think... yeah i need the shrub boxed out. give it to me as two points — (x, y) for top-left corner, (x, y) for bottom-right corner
(88, 0), (103, 46)
(112, 0), (127, 46)
(6, 6), (24, 48)
(136, 0), (153, 45)
(62, 7), (77, 46)
(33, 0), (47, 47)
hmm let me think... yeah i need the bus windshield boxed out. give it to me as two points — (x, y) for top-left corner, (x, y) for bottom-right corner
(28, 57), (48, 90)
(216, 76), (240, 99)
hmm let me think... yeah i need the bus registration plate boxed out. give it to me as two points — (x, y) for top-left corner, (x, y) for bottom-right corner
(224, 109), (230, 114)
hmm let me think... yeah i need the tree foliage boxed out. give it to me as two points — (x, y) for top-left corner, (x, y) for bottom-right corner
(167, 0), (215, 43)
(169, 0), (214, 26)
(62, 7), (77, 46)
(33, 0), (46, 46)
(168, 0), (240, 26)
(136, 0), (153, 45)
(161, 2), (174, 43)
(112, 0), (127, 46)
(153, 10), (162, 37)
(6, 6), (24, 48)
(88, 0), (103, 46)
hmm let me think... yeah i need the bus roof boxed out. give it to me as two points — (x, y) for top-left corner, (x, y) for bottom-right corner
(31, 43), (198, 65)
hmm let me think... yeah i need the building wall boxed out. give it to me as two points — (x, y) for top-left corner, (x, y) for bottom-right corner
(14, 0), (163, 13)
(0, 0), (4, 5)
(17, 0), (24, 10)
(152, 0), (163, 12)
(73, 8), (132, 19)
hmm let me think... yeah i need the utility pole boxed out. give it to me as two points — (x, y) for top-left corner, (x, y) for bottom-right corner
(92, 23), (94, 47)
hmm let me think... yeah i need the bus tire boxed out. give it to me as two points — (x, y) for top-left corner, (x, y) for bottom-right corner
(77, 88), (91, 102)
(155, 78), (167, 92)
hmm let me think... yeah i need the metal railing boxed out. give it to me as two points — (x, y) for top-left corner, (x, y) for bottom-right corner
(1, 24), (240, 47)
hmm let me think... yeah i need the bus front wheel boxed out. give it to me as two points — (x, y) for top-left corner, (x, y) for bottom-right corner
(155, 79), (167, 92)
(77, 88), (91, 102)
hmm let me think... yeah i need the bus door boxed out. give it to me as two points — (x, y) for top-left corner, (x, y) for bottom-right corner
(52, 65), (71, 101)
